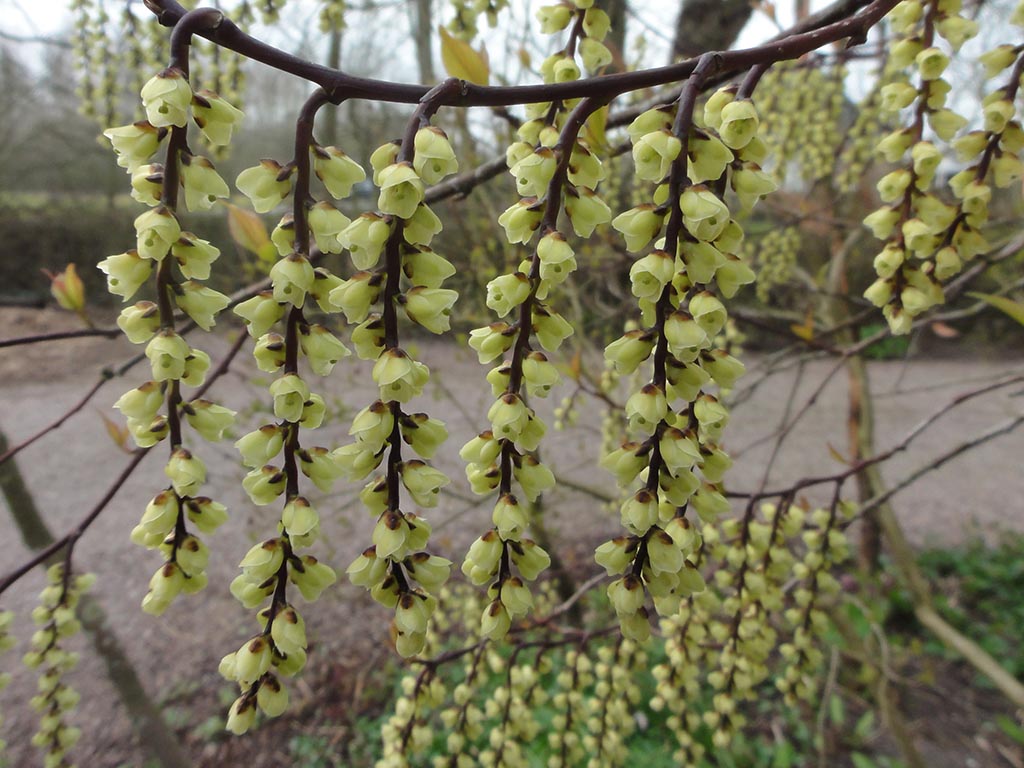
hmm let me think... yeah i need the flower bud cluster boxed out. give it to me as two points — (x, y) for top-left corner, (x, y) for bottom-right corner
(534, 2), (613, 77)
(102, 70), (239, 616)
(22, 566), (94, 768)
(753, 59), (846, 183)
(337, 129), (462, 658)
(577, 640), (644, 766)
(776, 502), (853, 706)
(597, 91), (763, 639)
(742, 226), (801, 304)
(0, 609), (12, 757)
(863, 0), (1020, 334)
(466, 94), (616, 642)
(447, 0), (509, 40)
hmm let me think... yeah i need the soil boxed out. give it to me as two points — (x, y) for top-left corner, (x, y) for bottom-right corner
(0, 306), (1022, 768)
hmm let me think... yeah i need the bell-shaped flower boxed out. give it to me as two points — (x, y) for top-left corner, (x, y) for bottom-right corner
(310, 267), (344, 314)
(607, 574), (646, 616)
(98, 250), (152, 301)
(688, 132), (734, 184)
(522, 352), (560, 397)
(235, 425), (285, 468)
(463, 531), (503, 585)
(271, 215), (295, 256)
(242, 466), (286, 506)
(680, 186), (730, 242)
(402, 204), (443, 246)
(331, 443), (384, 482)
(282, 496), (320, 546)
(915, 46), (949, 80)
(191, 89), (243, 146)
(488, 393), (530, 441)
(498, 198), (543, 244)
(289, 555), (337, 602)
(104, 121), (164, 170)
(513, 455), (555, 501)
(254, 333), (287, 376)
(339, 213), (391, 270)
(270, 374), (310, 423)
(568, 142), (605, 189)
(115, 381), (164, 423)
(625, 384), (668, 434)
(703, 87), (736, 130)
(176, 281), (230, 331)
(564, 186), (612, 237)
(632, 130), (681, 182)
(413, 126), (458, 184)
(236, 160), (293, 213)
(130, 163), (163, 206)
(612, 205), (665, 253)
(537, 232), (577, 287)
(486, 272), (531, 317)
(579, 37), (612, 71)
(172, 233), (220, 281)
(299, 323), (350, 376)
(666, 358), (711, 402)
(604, 330), (655, 375)
(146, 329), (190, 381)
(183, 399), (236, 441)
(312, 144), (366, 199)
(307, 202), (349, 255)
(511, 148), (557, 198)
(403, 247), (455, 288)
(717, 99), (759, 149)
(731, 165), (777, 210)
(350, 315), (386, 360)
(270, 253), (315, 308)
(234, 291), (285, 338)
(694, 394), (729, 443)
(372, 511), (410, 560)
(594, 537), (637, 576)
(532, 306), (574, 351)
(141, 68), (192, 128)
(404, 553), (451, 593)
(716, 254), (755, 298)
(927, 108), (967, 141)
(329, 271), (383, 323)
(664, 311), (709, 361)
(402, 287), (458, 333)
(369, 141), (400, 184)
(468, 322), (516, 364)
(134, 206), (180, 261)
(350, 400), (395, 453)
(182, 348), (211, 388)
(399, 413), (448, 459)
(165, 448), (206, 497)
(180, 154), (229, 212)
(378, 162), (424, 220)
(373, 348), (429, 403)
(689, 292), (727, 337)
(701, 349), (746, 389)
(401, 460), (450, 507)
(536, 3), (573, 32)
(629, 250), (675, 300)
(481, 600), (511, 640)
(117, 301), (160, 344)
(510, 538), (550, 580)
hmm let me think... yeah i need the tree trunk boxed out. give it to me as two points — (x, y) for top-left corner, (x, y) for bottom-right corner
(670, 0), (754, 62)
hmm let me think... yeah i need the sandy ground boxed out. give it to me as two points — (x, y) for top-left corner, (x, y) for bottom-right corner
(0, 307), (1022, 767)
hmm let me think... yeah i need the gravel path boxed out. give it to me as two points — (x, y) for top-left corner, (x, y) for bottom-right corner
(1, 308), (1022, 767)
